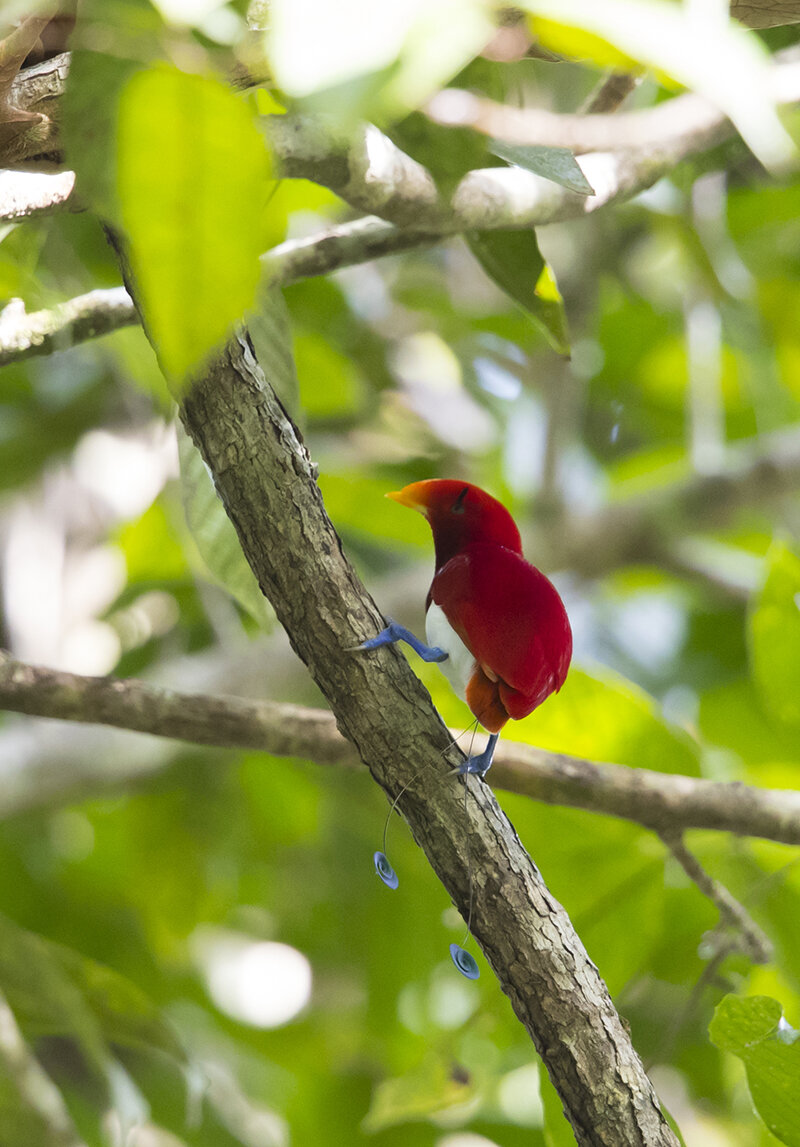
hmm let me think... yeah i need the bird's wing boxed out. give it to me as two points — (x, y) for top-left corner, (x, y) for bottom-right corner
(431, 543), (572, 723)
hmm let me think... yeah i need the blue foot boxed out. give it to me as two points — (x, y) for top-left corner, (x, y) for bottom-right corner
(355, 621), (448, 664)
(458, 733), (499, 778)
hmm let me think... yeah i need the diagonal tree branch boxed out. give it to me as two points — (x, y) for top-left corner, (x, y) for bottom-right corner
(173, 333), (678, 1145)
(3, 649), (800, 848)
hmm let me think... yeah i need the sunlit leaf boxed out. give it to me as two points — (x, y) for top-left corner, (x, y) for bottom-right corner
(710, 995), (800, 1147)
(117, 66), (272, 381)
(267, 0), (492, 116)
(466, 231), (570, 354)
(522, 0), (793, 170)
(490, 140), (594, 197)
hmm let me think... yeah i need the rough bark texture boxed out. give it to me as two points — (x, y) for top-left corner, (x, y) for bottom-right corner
(177, 333), (678, 1146)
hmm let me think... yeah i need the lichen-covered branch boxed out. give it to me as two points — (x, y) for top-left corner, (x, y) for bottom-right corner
(4, 650), (800, 849)
(0, 168), (75, 222)
(0, 220), (435, 365)
(0, 290), (137, 364)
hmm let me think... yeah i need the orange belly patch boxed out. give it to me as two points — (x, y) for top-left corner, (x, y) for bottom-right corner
(466, 664), (510, 733)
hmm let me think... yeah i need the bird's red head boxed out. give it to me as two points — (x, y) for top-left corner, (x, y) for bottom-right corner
(387, 480), (522, 571)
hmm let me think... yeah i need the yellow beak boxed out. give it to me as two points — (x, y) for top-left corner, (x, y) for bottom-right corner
(385, 482), (429, 512)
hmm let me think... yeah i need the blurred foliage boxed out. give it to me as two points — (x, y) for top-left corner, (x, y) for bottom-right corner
(2, 1), (800, 1145)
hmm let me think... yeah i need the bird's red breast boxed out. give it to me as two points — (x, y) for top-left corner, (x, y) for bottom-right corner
(388, 480), (572, 733)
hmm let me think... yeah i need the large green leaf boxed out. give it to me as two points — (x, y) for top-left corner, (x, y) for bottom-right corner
(710, 995), (800, 1146)
(466, 230), (570, 354)
(178, 423), (273, 627)
(117, 65), (272, 381)
(749, 540), (800, 727)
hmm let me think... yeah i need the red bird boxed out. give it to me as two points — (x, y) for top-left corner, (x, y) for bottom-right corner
(359, 479), (572, 777)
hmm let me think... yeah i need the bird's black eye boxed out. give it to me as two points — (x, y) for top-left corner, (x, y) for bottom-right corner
(452, 487), (469, 514)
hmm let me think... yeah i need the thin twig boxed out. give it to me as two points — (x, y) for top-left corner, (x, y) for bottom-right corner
(580, 72), (640, 116)
(659, 829), (773, 965)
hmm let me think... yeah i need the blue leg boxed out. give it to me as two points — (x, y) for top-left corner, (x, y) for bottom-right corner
(458, 732), (499, 778)
(355, 621), (448, 663)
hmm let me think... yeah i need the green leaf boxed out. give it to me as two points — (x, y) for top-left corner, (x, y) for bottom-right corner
(117, 65), (272, 381)
(248, 282), (302, 418)
(0, 910), (183, 1068)
(61, 50), (141, 220)
(490, 140), (594, 196)
(178, 424), (273, 627)
(0, 911), (108, 1075)
(749, 540), (800, 727)
(710, 995), (800, 1146)
(466, 230), (570, 354)
(53, 947), (185, 1064)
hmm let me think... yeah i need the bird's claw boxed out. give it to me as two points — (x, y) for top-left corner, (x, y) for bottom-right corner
(455, 731), (499, 779)
(349, 622), (448, 663)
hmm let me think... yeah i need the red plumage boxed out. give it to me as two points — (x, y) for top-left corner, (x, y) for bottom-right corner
(388, 479), (572, 733)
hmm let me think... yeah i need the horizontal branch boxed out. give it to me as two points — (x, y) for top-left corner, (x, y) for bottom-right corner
(427, 50), (800, 155)
(0, 289), (137, 364)
(0, 168), (75, 222)
(3, 650), (800, 846)
(0, 218), (436, 364)
(9, 50), (800, 236)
